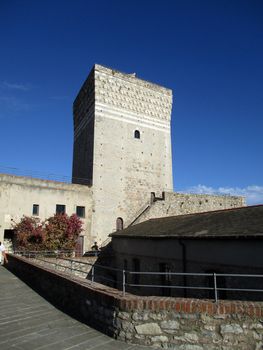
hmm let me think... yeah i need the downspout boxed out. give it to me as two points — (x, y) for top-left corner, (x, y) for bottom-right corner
(179, 239), (187, 297)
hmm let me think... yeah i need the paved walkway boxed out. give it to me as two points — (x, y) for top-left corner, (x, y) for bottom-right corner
(0, 267), (151, 350)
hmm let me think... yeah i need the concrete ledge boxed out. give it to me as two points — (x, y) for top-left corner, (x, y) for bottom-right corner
(6, 254), (263, 349)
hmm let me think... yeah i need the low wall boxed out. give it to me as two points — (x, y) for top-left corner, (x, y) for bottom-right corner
(6, 254), (263, 349)
(29, 256), (95, 278)
(135, 192), (246, 224)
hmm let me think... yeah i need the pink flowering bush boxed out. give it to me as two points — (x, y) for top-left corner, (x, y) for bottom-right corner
(13, 213), (83, 251)
(44, 213), (83, 250)
(13, 216), (45, 250)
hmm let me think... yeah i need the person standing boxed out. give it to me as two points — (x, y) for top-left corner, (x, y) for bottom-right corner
(0, 241), (8, 265)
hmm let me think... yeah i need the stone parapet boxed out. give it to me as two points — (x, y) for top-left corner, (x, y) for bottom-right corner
(6, 254), (263, 349)
(135, 192), (246, 224)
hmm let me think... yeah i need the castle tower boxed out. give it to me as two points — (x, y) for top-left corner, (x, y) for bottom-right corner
(72, 65), (173, 245)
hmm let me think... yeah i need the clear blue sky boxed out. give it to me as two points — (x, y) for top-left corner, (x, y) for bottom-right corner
(0, 0), (262, 204)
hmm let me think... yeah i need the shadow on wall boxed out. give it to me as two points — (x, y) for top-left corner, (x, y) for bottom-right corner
(87, 242), (263, 302)
(5, 254), (119, 338)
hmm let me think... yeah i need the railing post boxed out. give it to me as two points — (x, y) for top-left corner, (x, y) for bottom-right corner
(122, 270), (126, 296)
(213, 273), (218, 302)
(91, 265), (95, 282)
(70, 260), (73, 274)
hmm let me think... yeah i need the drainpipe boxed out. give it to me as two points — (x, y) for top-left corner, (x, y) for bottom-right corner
(179, 239), (187, 297)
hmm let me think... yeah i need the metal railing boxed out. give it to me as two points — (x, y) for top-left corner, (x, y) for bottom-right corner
(12, 250), (263, 302)
(125, 271), (263, 302)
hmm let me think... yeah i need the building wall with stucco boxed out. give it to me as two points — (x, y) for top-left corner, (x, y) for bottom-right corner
(0, 174), (93, 251)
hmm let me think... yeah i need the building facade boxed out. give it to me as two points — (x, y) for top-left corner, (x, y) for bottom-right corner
(72, 64), (174, 244)
(108, 205), (263, 301)
(0, 64), (246, 250)
(72, 65), (245, 245)
(0, 174), (92, 251)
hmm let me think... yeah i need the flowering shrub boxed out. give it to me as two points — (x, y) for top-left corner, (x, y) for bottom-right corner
(13, 213), (83, 251)
(44, 213), (83, 250)
(13, 216), (45, 250)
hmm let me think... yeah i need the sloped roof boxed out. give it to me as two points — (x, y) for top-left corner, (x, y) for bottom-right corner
(110, 205), (263, 239)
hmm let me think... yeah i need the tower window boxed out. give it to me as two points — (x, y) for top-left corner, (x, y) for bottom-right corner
(116, 217), (124, 231)
(134, 130), (140, 139)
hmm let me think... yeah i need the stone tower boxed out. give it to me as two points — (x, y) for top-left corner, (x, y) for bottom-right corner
(72, 64), (173, 244)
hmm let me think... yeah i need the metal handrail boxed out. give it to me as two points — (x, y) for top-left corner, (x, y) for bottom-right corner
(12, 250), (263, 302)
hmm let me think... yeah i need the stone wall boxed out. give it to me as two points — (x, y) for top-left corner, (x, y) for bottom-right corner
(134, 192), (246, 224)
(6, 254), (263, 349)
(73, 64), (174, 245)
(94, 64), (172, 121)
(71, 65), (246, 247)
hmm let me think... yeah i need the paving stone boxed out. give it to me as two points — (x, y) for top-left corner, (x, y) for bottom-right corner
(0, 268), (152, 350)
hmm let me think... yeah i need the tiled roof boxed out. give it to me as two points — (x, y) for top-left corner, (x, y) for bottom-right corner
(110, 205), (263, 239)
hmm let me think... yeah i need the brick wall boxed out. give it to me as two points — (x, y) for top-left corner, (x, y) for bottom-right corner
(6, 254), (263, 349)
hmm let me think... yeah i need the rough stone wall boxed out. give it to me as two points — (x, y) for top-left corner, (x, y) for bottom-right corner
(135, 192), (246, 224)
(91, 65), (173, 244)
(7, 254), (263, 350)
(117, 305), (263, 350)
(0, 174), (93, 250)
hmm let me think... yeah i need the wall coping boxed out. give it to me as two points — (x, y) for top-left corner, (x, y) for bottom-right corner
(8, 254), (263, 318)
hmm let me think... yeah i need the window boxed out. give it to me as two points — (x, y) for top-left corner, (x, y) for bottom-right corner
(116, 217), (124, 231)
(76, 206), (85, 218)
(32, 204), (39, 216)
(134, 130), (140, 139)
(56, 204), (66, 214)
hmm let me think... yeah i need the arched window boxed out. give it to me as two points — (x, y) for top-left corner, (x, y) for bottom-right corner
(134, 130), (140, 139)
(116, 217), (124, 231)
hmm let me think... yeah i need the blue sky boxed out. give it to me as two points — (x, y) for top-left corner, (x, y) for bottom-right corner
(0, 0), (263, 204)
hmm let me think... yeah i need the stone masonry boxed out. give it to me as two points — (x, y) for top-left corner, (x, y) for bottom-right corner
(73, 64), (174, 245)
(72, 65), (245, 246)
(6, 254), (263, 350)
(135, 192), (246, 224)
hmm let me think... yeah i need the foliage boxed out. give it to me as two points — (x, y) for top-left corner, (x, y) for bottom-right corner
(44, 213), (83, 250)
(13, 216), (45, 250)
(13, 213), (83, 251)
